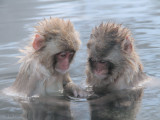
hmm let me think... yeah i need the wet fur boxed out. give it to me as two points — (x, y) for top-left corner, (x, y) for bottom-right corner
(86, 22), (147, 94)
(5, 17), (81, 97)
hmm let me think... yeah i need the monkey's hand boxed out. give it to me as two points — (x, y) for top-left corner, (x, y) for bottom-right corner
(64, 82), (88, 98)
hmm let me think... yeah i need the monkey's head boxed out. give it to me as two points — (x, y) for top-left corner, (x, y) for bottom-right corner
(87, 22), (143, 86)
(32, 17), (81, 74)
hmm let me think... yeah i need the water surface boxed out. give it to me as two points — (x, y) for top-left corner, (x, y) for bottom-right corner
(0, 0), (160, 120)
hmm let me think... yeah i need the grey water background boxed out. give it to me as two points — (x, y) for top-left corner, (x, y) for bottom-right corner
(0, 0), (160, 120)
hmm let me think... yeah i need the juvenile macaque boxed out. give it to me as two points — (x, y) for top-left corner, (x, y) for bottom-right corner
(5, 17), (85, 97)
(86, 22), (147, 95)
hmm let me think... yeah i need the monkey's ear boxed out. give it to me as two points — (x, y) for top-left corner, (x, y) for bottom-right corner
(122, 36), (133, 53)
(87, 43), (90, 48)
(32, 34), (45, 51)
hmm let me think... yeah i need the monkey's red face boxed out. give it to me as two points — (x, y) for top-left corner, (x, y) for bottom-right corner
(55, 51), (74, 74)
(89, 58), (114, 79)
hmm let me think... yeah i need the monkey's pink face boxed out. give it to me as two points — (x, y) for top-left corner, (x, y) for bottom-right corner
(55, 51), (74, 74)
(89, 58), (114, 79)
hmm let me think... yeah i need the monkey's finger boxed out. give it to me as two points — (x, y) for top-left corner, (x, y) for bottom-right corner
(78, 91), (84, 98)
(73, 90), (78, 97)
(83, 91), (88, 98)
(84, 91), (90, 98)
(78, 90), (88, 98)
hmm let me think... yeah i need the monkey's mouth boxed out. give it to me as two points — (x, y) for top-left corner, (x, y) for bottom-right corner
(93, 69), (108, 79)
(55, 67), (69, 74)
(94, 74), (107, 80)
(59, 65), (69, 71)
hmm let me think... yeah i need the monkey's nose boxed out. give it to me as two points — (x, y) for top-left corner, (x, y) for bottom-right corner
(62, 65), (69, 70)
(94, 68), (108, 75)
(95, 69), (102, 74)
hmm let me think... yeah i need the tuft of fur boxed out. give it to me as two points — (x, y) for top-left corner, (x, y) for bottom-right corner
(35, 17), (81, 52)
(86, 22), (147, 93)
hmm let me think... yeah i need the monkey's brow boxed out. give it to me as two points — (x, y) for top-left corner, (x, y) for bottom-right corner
(56, 50), (75, 55)
(89, 57), (108, 62)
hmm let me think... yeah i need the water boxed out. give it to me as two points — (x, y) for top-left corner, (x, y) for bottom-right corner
(0, 0), (160, 119)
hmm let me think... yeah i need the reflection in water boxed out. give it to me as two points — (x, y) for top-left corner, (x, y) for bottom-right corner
(88, 87), (143, 120)
(2, 88), (144, 120)
(16, 96), (72, 120)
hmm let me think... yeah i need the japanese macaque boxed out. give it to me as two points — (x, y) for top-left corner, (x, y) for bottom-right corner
(86, 22), (148, 95)
(5, 17), (86, 97)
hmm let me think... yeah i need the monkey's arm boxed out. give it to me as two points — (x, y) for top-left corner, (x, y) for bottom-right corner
(63, 74), (87, 98)
(88, 87), (143, 105)
(25, 70), (46, 97)
(10, 65), (39, 97)
(26, 76), (40, 97)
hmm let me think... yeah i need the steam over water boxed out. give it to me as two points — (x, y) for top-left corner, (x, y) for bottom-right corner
(0, 0), (160, 120)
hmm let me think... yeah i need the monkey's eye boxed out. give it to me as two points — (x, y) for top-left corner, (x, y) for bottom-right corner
(70, 52), (74, 56)
(59, 52), (66, 58)
(48, 36), (53, 41)
(89, 58), (96, 62)
(99, 60), (106, 64)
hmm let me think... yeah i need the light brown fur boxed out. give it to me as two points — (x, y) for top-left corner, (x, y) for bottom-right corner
(4, 17), (83, 97)
(86, 22), (147, 94)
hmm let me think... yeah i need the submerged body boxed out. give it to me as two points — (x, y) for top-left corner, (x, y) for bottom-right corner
(88, 87), (143, 120)
(17, 96), (73, 120)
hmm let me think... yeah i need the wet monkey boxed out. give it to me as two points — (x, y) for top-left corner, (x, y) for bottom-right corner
(5, 17), (86, 97)
(86, 22), (147, 95)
